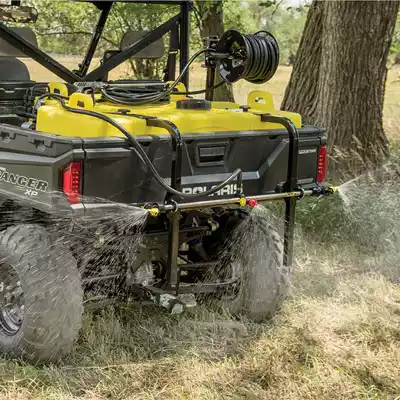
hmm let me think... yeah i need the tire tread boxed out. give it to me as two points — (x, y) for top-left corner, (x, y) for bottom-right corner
(0, 224), (83, 363)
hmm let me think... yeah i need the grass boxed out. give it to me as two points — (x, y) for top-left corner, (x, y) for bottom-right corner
(2, 243), (400, 399)
(1, 58), (399, 399)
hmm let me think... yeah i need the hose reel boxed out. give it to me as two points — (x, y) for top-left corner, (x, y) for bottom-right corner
(215, 29), (279, 84)
(84, 29), (279, 105)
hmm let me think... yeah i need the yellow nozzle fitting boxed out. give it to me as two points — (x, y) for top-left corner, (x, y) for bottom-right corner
(238, 197), (247, 207)
(147, 208), (160, 217)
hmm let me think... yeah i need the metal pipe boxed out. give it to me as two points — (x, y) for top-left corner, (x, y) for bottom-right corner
(261, 115), (299, 192)
(83, 274), (123, 284)
(166, 210), (180, 289)
(70, 186), (335, 215)
(205, 65), (216, 101)
(179, 1), (190, 89)
(180, 261), (218, 271)
(260, 115), (300, 267)
(164, 23), (179, 81)
(77, 2), (112, 77)
(204, 37), (219, 101)
(0, 23), (81, 83)
(160, 190), (313, 211)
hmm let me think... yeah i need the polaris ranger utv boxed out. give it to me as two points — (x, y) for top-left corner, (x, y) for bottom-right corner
(0, 0), (334, 363)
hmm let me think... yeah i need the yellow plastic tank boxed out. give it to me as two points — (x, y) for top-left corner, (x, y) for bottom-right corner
(36, 83), (301, 138)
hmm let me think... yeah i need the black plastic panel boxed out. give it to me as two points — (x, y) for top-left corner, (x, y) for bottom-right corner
(0, 125), (84, 210)
(81, 126), (326, 204)
(0, 123), (326, 210)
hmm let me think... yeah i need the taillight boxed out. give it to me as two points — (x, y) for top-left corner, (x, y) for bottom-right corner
(317, 145), (327, 183)
(63, 161), (82, 204)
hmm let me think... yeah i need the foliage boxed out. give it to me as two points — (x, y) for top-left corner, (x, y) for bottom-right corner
(246, 0), (309, 64)
(390, 11), (400, 64)
(27, 0), (98, 55)
(20, 0), (309, 77)
(26, 0), (178, 78)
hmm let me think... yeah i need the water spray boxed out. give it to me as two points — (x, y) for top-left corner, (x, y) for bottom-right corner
(0, 1), (343, 364)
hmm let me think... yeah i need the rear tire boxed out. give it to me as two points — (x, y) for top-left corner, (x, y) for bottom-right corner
(206, 210), (290, 321)
(0, 224), (83, 363)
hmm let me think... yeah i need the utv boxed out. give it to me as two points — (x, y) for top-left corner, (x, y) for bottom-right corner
(0, 0), (334, 363)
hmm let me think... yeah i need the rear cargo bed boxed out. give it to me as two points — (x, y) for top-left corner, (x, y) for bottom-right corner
(0, 124), (326, 210)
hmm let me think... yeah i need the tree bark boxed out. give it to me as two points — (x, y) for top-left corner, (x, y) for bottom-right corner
(282, 0), (399, 179)
(281, 1), (324, 124)
(195, 0), (235, 102)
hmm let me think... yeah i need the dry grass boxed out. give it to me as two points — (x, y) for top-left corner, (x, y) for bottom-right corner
(2, 243), (400, 400)
(0, 57), (399, 399)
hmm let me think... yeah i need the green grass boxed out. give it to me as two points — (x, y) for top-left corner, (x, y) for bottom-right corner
(1, 61), (399, 399)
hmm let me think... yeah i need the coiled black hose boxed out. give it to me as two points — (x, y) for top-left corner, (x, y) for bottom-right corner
(100, 48), (213, 106)
(37, 93), (242, 200)
(216, 30), (279, 84)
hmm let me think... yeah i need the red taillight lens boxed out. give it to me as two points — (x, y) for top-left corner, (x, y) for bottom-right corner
(317, 145), (327, 183)
(63, 161), (82, 204)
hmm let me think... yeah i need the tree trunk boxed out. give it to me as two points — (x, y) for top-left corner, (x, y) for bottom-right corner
(195, 0), (235, 102)
(282, 0), (399, 180)
(281, 1), (324, 124)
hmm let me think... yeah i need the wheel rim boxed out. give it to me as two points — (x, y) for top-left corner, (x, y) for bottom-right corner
(0, 264), (24, 335)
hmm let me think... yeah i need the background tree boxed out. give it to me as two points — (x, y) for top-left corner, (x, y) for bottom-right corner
(28, 0), (177, 78)
(391, 12), (400, 65)
(282, 0), (400, 179)
(193, 0), (234, 101)
(247, 0), (309, 64)
(25, 0), (309, 83)
(191, 0), (307, 100)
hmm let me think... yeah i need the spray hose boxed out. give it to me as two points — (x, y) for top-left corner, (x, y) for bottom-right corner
(38, 93), (242, 200)
(100, 48), (217, 105)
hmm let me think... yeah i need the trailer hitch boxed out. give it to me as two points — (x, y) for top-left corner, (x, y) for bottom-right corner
(140, 285), (197, 314)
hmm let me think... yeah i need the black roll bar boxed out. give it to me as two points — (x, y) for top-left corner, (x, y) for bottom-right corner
(179, 1), (190, 89)
(83, 13), (181, 82)
(0, 23), (82, 82)
(76, 2), (113, 77)
(0, 1), (192, 84)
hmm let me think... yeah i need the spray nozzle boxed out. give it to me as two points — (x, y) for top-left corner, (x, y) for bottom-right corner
(329, 186), (339, 194)
(146, 207), (160, 217)
(312, 185), (338, 197)
(248, 198), (259, 208)
(237, 196), (247, 207)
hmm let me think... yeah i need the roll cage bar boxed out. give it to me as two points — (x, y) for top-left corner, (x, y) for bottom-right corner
(0, 0), (191, 87)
